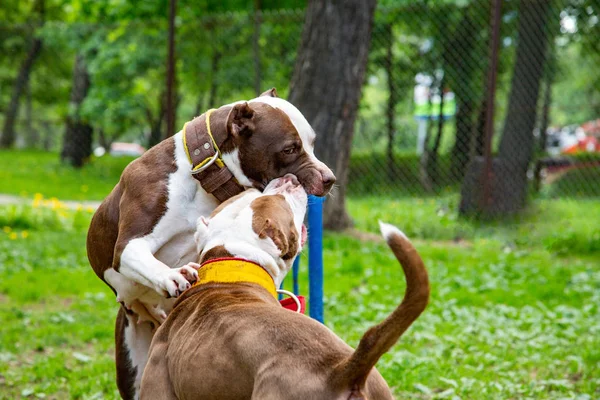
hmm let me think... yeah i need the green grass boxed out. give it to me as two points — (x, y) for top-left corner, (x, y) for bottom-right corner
(1, 201), (599, 399)
(347, 195), (600, 255)
(0, 150), (135, 200)
(544, 166), (600, 198)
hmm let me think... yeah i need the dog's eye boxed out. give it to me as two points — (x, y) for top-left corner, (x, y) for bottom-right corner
(282, 147), (297, 155)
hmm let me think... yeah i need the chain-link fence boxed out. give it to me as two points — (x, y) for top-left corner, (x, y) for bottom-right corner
(1, 1), (599, 212)
(354, 1), (600, 211)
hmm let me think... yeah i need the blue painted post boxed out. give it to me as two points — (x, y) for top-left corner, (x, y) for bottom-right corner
(307, 195), (325, 323)
(292, 257), (300, 295)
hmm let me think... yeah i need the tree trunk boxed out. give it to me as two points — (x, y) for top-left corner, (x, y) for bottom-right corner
(147, 92), (166, 148)
(61, 54), (93, 168)
(148, 117), (164, 148)
(288, 0), (376, 231)
(98, 128), (111, 150)
(0, 35), (43, 148)
(24, 80), (39, 148)
(474, 97), (487, 156)
(385, 22), (396, 179)
(253, 0), (262, 96)
(538, 58), (554, 154)
(534, 56), (554, 192)
(492, 0), (550, 212)
(498, 0), (550, 164)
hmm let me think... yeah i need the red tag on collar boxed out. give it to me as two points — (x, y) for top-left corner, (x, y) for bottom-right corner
(279, 295), (306, 314)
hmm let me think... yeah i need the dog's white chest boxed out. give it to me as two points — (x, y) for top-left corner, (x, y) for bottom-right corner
(151, 167), (218, 268)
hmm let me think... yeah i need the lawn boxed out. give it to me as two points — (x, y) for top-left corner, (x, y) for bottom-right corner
(0, 150), (135, 201)
(0, 151), (599, 398)
(0, 195), (598, 399)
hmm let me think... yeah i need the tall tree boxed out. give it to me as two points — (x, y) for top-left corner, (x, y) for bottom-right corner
(289, 0), (377, 230)
(0, 0), (44, 148)
(497, 0), (550, 167)
(491, 0), (551, 213)
(61, 54), (93, 167)
(460, 0), (551, 216)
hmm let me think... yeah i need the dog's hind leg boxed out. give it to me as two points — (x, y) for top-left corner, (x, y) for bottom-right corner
(139, 338), (177, 399)
(115, 307), (155, 400)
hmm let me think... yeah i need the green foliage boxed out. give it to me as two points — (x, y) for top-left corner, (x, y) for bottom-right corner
(551, 43), (600, 126)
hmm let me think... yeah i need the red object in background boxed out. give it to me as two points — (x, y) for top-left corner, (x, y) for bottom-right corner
(280, 295), (306, 314)
(562, 136), (600, 154)
(581, 119), (600, 137)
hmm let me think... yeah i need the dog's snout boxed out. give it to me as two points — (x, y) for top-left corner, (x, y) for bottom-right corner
(321, 170), (336, 191)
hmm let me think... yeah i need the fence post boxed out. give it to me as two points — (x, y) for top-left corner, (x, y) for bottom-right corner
(292, 256), (300, 295)
(308, 195), (325, 323)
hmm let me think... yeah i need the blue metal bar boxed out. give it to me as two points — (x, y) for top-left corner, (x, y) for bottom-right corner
(292, 256), (300, 295)
(307, 195), (325, 323)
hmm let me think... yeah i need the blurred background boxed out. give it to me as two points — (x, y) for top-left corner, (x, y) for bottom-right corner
(0, 0), (599, 399)
(1, 0), (599, 224)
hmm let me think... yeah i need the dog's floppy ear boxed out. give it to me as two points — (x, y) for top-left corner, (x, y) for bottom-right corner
(227, 102), (255, 138)
(259, 87), (278, 98)
(256, 218), (289, 257)
(256, 218), (299, 260)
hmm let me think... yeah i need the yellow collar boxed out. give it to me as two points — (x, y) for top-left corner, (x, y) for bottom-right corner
(193, 258), (277, 299)
(182, 109), (225, 171)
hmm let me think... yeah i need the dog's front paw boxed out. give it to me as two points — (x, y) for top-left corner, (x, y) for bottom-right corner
(154, 263), (200, 298)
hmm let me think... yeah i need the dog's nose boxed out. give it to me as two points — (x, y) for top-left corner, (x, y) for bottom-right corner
(321, 171), (336, 191)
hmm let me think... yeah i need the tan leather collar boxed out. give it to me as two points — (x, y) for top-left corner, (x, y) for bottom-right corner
(183, 110), (245, 202)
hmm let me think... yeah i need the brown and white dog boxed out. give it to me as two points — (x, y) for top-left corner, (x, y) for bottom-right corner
(86, 89), (335, 399)
(140, 178), (430, 400)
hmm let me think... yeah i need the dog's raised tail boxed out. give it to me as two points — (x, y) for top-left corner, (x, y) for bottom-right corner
(332, 221), (430, 392)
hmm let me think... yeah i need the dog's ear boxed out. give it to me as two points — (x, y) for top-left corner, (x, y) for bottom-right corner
(259, 87), (278, 98)
(257, 218), (299, 260)
(283, 226), (299, 261)
(227, 102), (255, 138)
(257, 218), (289, 257)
